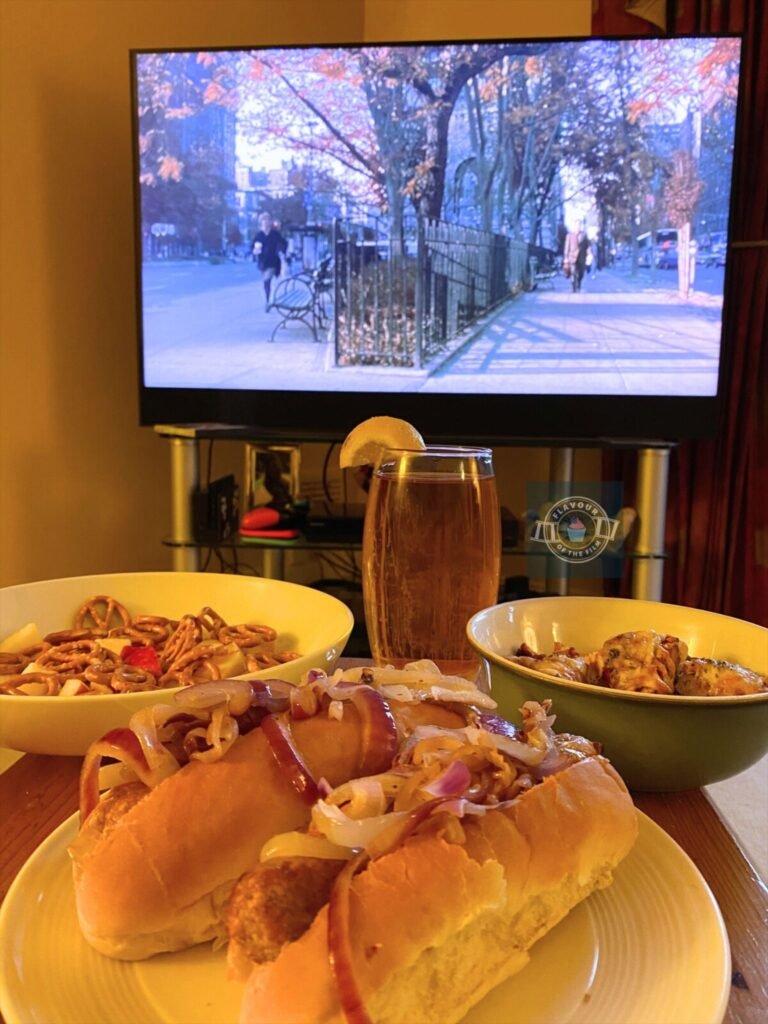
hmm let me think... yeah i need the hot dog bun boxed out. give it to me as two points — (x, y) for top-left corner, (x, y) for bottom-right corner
(70, 698), (465, 960)
(239, 757), (637, 1024)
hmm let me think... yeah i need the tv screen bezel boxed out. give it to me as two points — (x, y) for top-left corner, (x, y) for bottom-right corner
(130, 33), (743, 444)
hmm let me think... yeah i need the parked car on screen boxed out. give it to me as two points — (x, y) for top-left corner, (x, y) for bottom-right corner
(699, 232), (728, 267)
(656, 245), (679, 270)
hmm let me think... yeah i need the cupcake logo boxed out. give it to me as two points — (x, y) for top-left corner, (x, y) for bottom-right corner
(566, 515), (587, 543)
(531, 495), (620, 564)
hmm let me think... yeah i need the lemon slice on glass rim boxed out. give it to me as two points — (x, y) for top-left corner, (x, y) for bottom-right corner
(339, 416), (426, 469)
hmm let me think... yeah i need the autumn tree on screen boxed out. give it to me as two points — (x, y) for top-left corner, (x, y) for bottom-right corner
(135, 39), (739, 276)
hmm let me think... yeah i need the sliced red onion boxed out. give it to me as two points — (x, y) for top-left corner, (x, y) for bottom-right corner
(476, 712), (522, 742)
(436, 797), (492, 818)
(173, 677), (292, 716)
(533, 748), (581, 778)
(289, 683), (320, 720)
(328, 778), (387, 819)
(425, 685), (496, 709)
(261, 713), (320, 805)
(311, 800), (411, 850)
(173, 678), (253, 713)
(366, 796), (449, 860)
(328, 850), (373, 1024)
(348, 686), (398, 777)
(322, 679), (359, 701)
(422, 759), (472, 799)
(462, 725), (549, 767)
(395, 724), (465, 763)
(126, 705), (184, 781)
(520, 700), (558, 753)
(327, 795), (450, 1024)
(79, 728), (152, 825)
(376, 683), (419, 704)
(188, 704), (239, 763)
(328, 699), (344, 721)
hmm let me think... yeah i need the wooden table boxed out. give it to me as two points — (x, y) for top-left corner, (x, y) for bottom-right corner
(1, 741), (766, 1023)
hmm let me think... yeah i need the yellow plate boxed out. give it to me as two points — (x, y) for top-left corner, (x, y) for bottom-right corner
(0, 812), (730, 1024)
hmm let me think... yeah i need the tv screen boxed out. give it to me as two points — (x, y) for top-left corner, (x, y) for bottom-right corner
(131, 35), (742, 442)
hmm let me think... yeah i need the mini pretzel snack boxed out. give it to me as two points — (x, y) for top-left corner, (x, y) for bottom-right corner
(0, 595), (298, 698)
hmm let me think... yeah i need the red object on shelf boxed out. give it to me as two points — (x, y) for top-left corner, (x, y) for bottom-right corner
(239, 527), (300, 540)
(241, 507), (282, 530)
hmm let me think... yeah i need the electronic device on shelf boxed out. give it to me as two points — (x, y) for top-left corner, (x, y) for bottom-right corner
(131, 34), (742, 444)
(192, 474), (239, 543)
(303, 503), (366, 543)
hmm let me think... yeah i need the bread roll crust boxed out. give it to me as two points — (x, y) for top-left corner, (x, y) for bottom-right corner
(240, 756), (638, 1024)
(71, 700), (465, 959)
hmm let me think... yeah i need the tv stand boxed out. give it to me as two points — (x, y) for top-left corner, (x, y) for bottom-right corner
(155, 425), (673, 600)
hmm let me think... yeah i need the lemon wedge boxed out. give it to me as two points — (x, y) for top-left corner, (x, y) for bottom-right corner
(339, 416), (426, 469)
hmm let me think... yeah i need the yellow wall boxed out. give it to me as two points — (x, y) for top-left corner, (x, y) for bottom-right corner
(0, 0), (590, 588)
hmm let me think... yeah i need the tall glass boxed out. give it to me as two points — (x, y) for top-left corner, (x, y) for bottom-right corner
(362, 446), (501, 680)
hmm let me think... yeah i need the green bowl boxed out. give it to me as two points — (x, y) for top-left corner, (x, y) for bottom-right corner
(467, 597), (768, 792)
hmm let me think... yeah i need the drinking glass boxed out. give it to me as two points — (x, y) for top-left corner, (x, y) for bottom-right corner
(361, 446), (501, 680)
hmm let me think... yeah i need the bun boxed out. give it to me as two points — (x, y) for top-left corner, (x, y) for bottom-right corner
(70, 696), (466, 960)
(239, 757), (637, 1024)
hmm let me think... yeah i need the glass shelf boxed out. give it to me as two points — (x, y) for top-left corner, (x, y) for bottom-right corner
(162, 536), (668, 560)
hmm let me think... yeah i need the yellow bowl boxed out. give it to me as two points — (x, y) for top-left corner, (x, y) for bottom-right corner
(0, 572), (354, 755)
(467, 596), (768, 791)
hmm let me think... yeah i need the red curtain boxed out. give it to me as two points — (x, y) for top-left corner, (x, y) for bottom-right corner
(594, 0), (768, 625)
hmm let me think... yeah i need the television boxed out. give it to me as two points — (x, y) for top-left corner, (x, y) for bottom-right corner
(131, 35), (743, 443)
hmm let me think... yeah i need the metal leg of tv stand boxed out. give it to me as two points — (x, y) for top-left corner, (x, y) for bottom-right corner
(545, 446), (574, 596)
(166, 434), (288, 579)
(632, 447), (670, 602)
(169, 437), (200, 572)
(261, 548), (285, 580)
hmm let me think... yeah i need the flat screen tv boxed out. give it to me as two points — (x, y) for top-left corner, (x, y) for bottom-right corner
(131, 35), (743, 443)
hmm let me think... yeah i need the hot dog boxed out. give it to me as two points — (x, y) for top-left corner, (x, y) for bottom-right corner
(68, 664), (497, 960)
(231, 702), (638, 1024)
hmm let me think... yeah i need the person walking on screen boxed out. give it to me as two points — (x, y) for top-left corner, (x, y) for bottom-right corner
(252, 213), (287, 310)
(564, 225), (590, 292)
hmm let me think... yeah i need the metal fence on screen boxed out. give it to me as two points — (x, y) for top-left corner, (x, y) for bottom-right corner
(331, 216), (528, 369)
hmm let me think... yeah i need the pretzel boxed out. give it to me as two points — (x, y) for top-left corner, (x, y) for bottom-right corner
(199, 606), (227, 636)
(0, 652), (31, 676)
(44, 629), (106, 645)
(83, 666), (117, 690)
(111, 665), (160, 693)
(0, 672), (62, 696)
(82, 652), (120, 689)
(161, 615), (203, 668)
(164, 662), (223, 688)
(121, 616), (175, 647)
(160, 640), (224, 687)
(2, 594), (297, 697)
(245, 647), (301, 671)
(37, 640), (100, 675)
(74, 596), (131, 632)
(218, 623), (277, 647)
(19, 641), (52, 660)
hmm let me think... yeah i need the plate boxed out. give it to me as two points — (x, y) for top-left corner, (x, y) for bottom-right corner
(0, 572), (354, 755)
(0, 812), (730, 1024)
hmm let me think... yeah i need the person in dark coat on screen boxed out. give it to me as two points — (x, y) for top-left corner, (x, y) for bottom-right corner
(564, 226), (590, 293)
(252, 212), (287, 309)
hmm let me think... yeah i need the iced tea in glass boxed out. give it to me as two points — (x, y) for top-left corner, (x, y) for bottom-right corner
(362, 446), (501, 680)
